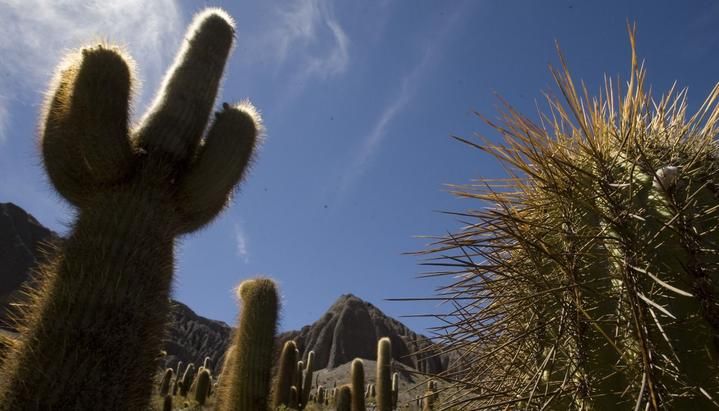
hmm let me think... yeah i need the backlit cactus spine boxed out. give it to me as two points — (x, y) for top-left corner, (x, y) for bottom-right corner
(0, 8), (261, 410)
(215, 278), (279, 411)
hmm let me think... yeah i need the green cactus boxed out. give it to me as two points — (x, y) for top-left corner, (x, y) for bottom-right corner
(350, 358), (365, 411)
(0, 8), (261, 410)
(425, 29), (719, 410)
(158, 368), (174, 397)
(194, 368), (211, 405)
(376, 338), (392, 411)
(215, 278), (279, 411)
(273, 340), (299, 409)
(391, 372), (399, 409)
(300, 351), (315, 409)
(336, 385), (352, 411)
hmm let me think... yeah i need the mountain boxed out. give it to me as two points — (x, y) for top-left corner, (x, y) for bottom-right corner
(278, 294), (449, 374)
(0, 202), (448, 375)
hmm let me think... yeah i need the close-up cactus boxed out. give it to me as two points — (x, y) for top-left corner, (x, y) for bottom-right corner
(215, 278), (279, 411)
(423, 28), (719, 410)
(0, 7), (261, 410)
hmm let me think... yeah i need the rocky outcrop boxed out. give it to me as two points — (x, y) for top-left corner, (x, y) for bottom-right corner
(278, 294), (449, 373)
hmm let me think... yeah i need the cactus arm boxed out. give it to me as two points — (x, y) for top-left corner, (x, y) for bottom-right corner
(175, 101), (261, 233)
(41, 46), (134, 207)
(134, 9), (234, 161)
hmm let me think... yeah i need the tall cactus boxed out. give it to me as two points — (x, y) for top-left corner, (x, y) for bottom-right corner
(350, 358), (366, 411)
(215, 278), (279, 411)
(273, 340), (299, 409)
(0, 8), (261, 409)
(194, 368), (211, 405)
(158, 368), (174, 397)
(424, 28), (719, 409)
(376, 337), (392, 411)
(301, 351), (315, 409)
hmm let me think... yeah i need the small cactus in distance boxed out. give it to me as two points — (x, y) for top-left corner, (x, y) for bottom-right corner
(300, 351), (315, 409)
(158, 368), (174, 397)
(215, 278), (279, 411)
(194, 368), (211, 405)
(180, 363), (195, 397)
(376, 337), (392, 411)
(0, 8), (262, 410)
(391, 372), (399, 409)
(273, 340), (299, 408)
(350, 358), (365, 411)
(336, 385), (352, 411)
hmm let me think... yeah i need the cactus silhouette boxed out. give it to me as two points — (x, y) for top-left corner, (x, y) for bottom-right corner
(215, 278), (279, 411)
(162, 394), (172, 411)
(194, 368), (211, 405)
(337, 385), (352, 411)
(350, 358), (366, 411)
(300, 351), (315, 409)
(0, 8), (261, 409)
(376, 337), (392, 411)
(273, 340), (298, 408)
(180, 363), (196, 397)
(158, 368), (174, 397)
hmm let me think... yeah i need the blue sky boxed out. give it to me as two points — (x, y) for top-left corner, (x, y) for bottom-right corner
(1, 0), (719, 335)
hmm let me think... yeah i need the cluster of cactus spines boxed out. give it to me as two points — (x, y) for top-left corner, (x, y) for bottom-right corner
(215, 278), (279, 411)
(376, 337), (393, 411)
(350, 358), (365, 411)
(0, 7), (261, 409)
(274, 340), (299, 408)
(424, 29), (719, 409)
(337, 385), (352, 411)
(159, 368), (174, 397)
(194, 368), (211, 405)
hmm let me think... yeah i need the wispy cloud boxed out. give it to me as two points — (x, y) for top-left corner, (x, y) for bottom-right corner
(233, 222), (250, 263)
(257, 0), (349, 90)
(0, 100), (8, 145)
(0, 0), (183, 143)
(335, 9), (465, 201)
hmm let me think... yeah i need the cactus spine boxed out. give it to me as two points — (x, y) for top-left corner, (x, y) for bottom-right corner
(215, 278), (279, 411)
(0, 8), (261, 410)
(376, 337), (392, 411)
(273, 340), (298, 408)
(350, 358), (366, 411)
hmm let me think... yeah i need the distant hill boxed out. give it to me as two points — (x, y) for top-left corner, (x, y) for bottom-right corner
(0, 202), (449, 376)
